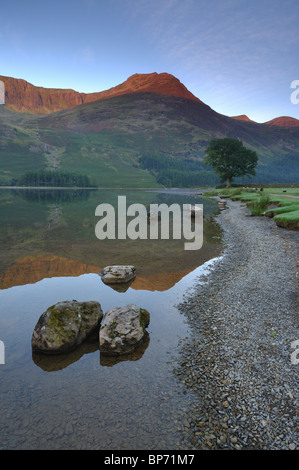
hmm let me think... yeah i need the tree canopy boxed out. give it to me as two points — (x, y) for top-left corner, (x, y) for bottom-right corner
(204, 138), (258, 187)
(14, 170), (93, 188)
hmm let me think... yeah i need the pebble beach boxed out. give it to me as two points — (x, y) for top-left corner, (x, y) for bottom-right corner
(175, 199), (299, 450)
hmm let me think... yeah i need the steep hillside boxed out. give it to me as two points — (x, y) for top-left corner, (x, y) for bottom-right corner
(0, 91), (298, 186)
(0, 72), (201, 114)
(0, 72), (298, 187)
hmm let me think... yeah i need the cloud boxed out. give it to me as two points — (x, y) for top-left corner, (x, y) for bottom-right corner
(74, 45), (95, 64)
(120, 0), (299, 82)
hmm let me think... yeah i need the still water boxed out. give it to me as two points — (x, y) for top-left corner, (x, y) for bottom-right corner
(0, 188), (222, 449)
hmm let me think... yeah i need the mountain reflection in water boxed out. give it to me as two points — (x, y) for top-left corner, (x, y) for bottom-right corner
(0, 188), (224, 450)
(0, 188), (222, 291)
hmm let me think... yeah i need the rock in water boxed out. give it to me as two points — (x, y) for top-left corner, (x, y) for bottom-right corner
(99, 265), (136, 284)
(32, 300), (103, 354)
(99, 304), (150, 355)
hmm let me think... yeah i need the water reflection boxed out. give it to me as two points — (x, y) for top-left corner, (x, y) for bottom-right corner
(32, 327), (151, 371)
(0, 188), (223, 450)
(32, 332), (99, 372)
(32, 328), (150, 371)
(0, 254), (100, 289)
(100, 333), (150, 367)
(103, 278), (135, 292)
(0, 188), (222, 290)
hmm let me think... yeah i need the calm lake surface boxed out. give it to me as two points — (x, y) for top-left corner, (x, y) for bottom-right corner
(0, 188), (222, 450)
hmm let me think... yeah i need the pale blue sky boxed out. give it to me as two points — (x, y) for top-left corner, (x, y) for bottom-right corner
(0, 0), (298, 122)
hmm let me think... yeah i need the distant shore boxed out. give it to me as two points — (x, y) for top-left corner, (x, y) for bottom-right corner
(175, 199), (299, 450)
(0, 186), (98, 190)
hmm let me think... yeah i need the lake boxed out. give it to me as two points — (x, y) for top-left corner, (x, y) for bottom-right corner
(0, 187), (222, 450)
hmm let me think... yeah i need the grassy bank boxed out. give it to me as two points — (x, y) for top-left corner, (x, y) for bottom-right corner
(204, 187), (299, 231)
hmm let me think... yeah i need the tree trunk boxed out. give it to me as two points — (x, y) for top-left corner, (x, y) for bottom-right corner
(226, 177), (231, 188)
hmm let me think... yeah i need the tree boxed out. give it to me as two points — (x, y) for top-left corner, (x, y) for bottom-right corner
(204, 138), (258, 187)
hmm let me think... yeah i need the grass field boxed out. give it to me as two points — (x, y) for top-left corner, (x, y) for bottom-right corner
(204, 187), (299, 230)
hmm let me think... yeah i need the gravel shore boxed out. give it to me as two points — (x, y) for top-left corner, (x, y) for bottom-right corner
(175, 199), (299, 450)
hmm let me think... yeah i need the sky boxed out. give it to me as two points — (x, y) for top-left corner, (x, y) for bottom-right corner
(0, 0), (298, 122)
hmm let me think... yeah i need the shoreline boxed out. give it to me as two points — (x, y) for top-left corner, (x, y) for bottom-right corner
(175, 199), (299, 450)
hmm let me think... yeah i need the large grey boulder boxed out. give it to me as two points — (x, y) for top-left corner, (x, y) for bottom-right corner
(99, 265), (136, 284)
(99, 304), (150, 355)
(32, 300), (103, 354)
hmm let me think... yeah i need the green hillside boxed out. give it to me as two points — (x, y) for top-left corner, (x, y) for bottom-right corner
(0, 92), (299, 187)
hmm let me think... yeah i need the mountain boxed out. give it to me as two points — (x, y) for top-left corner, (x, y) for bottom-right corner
(264, 116), (299, 127)
(0, 253), (197, 292)
(0, 72), (201, 114)
(231, 114), (256, 123)
(232, 114), (299, 127)
(0, 73), (298, 187)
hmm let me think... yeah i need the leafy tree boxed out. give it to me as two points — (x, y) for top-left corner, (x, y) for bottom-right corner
(204, 138), (258, 187)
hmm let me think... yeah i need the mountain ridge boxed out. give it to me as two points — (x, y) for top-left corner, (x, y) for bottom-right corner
(264, 116), (299, 127)
(0, 72), (298, 187)
(0, 72), (298, 127)
(0, 72), (201, 114)
(231, 114), (256, 123)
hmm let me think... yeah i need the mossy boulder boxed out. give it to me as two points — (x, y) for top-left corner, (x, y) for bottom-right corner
(32, 300), (103, 354)
(99, 304), (150, 356)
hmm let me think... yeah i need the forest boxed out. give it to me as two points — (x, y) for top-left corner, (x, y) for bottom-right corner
(12, 170), (93, 188)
